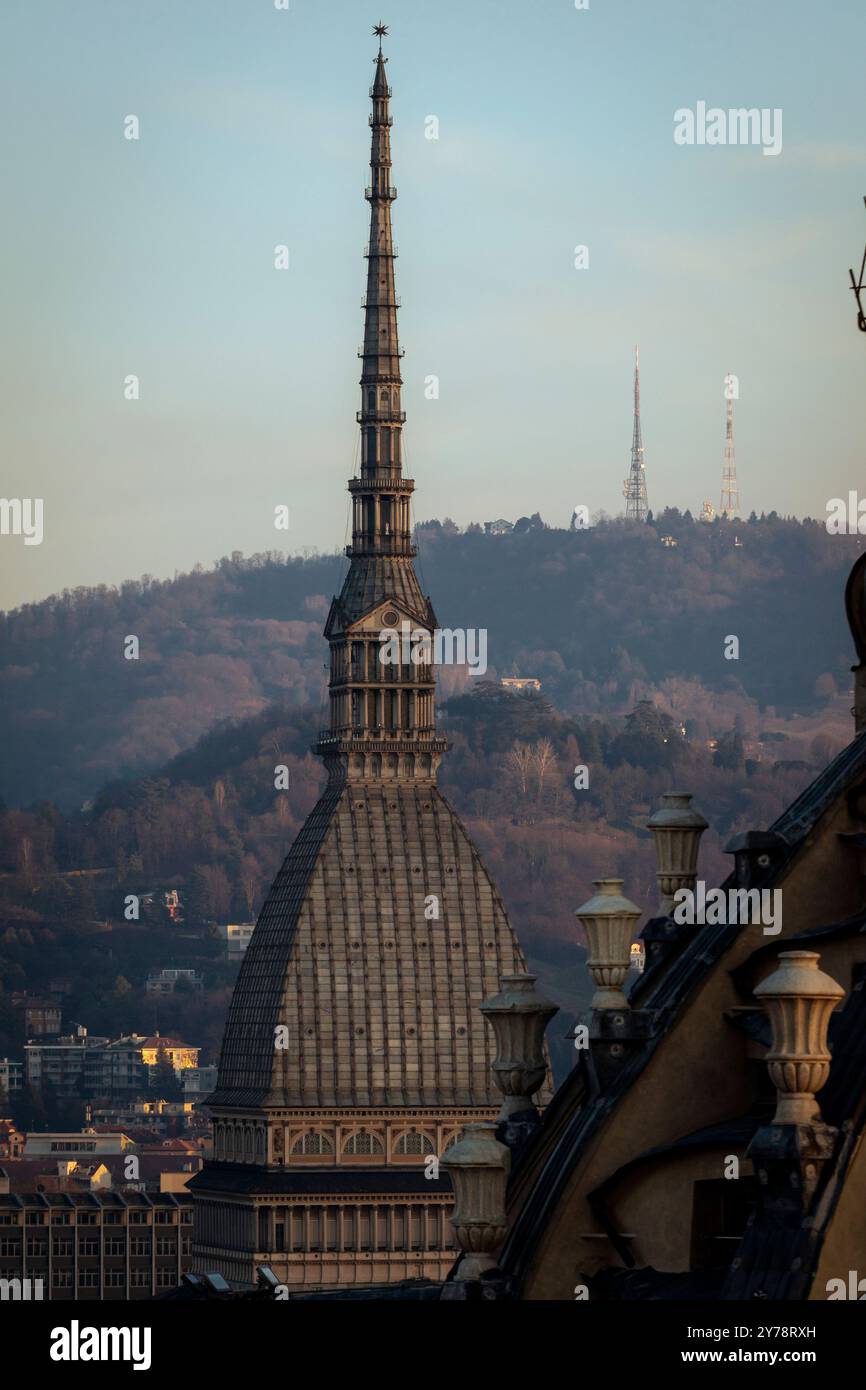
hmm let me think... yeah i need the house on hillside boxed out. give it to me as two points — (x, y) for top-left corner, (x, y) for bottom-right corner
(500, 677), (542, 693)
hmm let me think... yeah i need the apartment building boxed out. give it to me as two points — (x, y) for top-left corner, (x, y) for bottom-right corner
(0, 1190), (192, 1300)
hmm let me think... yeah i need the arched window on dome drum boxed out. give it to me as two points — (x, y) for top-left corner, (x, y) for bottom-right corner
(394, 1129), (436, 1156)
(291, 1131), (335, 1156)
(245, 1128), (254, 1162)
(343, 1129), (384, 1156)
(256, 1129), (265, 1162)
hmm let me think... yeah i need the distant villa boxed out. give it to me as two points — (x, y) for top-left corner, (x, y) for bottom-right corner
(500, 677), (541, 692)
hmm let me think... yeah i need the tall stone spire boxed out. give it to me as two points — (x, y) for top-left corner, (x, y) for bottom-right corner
(358, 36), (405, 519)
(193, 32), (545, 1293)
(319, 26), (447, 783)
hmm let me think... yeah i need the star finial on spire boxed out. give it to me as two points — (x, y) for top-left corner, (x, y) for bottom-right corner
(373, 22), (388, 53)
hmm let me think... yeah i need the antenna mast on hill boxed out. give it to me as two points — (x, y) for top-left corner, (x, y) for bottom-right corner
(720, 373), (741, 518)
(623, 345), (649, 521)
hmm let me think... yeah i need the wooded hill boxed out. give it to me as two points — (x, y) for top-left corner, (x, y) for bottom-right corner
(1, 512), (858, 809)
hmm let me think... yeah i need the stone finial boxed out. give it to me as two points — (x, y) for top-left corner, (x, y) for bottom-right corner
(479, 973), (558, 1121)
(646, 792), (708, 915)
(575, 879), (642, 1010)
(441, 1123), (511, 1281)
(754, 951), (845, 1125)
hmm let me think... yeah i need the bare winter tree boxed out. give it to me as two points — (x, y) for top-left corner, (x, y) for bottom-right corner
(241, 854), (262, 919)
(17, 835), (33, 881)
(532, 737), (556, 801)
(505, 741), (534, 796)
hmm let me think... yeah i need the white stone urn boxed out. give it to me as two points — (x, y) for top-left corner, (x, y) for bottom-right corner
(576, 878), (642, 1010)
(754, 951), (845, 1125)
(441, 1122), (511, 1280)
(479, 974), (557, 1119)
(646, 792), (708, 914)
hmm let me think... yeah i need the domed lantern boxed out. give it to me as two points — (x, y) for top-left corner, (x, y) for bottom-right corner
(754, 951), (845, 1125)
(441, 1122), (511, 1281)
(575, 879), (642, 1010)
(479, 973), (557, 1121)
(646, 792), (708, 915)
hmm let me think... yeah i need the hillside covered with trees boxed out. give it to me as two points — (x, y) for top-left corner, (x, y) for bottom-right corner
(0, 677), (849, 1083)
(1, 512), (859, 810)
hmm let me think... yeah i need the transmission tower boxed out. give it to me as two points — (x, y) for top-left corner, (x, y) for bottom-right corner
(719, 373), (741, 517)
(622, 345), (649, 521)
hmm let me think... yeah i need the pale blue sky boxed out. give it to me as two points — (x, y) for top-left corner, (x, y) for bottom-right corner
(1, 0), (865, 608)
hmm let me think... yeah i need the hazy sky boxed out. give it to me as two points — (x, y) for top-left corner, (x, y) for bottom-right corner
(2, 0), (865, 609)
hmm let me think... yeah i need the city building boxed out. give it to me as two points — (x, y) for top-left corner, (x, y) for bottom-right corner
(24, 1032), (200, 1100)
(190, 32), (544, 1292)
(183, 1067), (218, 1101)
(22, 1132), (134, 1158)
(0, 1190), (192, 1300)
(216, 922), (255, 960)
(2, 1132), (204, 1197)
(0, 1121), (24, 1160)
(0, 1059), (23, 1096)
(24, 1029), (108, 1098)
(91, 1100), (202, 1133)
(87, 1036), (149, 1095)
(18, 997), (62, 1038)
(138, 1036), (199, 1074)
